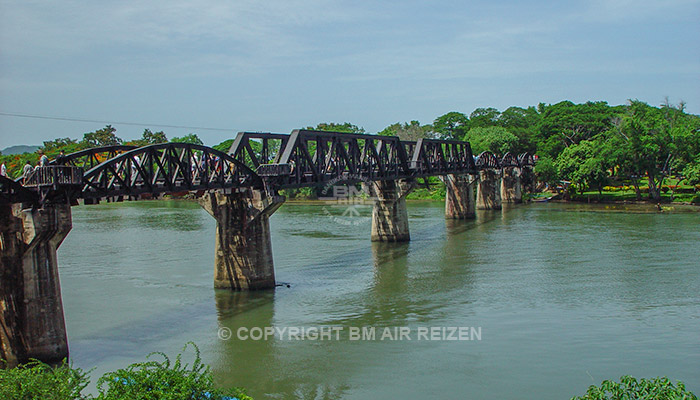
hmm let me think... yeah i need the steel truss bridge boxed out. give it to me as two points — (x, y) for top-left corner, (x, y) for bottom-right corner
(0, 129), (535, 206)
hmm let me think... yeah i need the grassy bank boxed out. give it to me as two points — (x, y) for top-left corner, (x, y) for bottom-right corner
(566, 179), (700, 204)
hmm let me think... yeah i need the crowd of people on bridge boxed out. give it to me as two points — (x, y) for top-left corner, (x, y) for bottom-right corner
(3, 147), (230, 186)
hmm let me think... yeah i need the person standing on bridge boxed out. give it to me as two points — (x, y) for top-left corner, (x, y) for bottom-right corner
(39, 150), (49, 167)
(1, 161), (6, 177)
(55, 150), (67, 165)
(191, 152), (200, 176)
(22, 160), (33, 182)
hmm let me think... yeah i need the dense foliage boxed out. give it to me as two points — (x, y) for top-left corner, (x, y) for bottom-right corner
(570, 376), (697, 400)
(0, 359), (89, 400)
(3, 99), (699, 201)
(0, 343), (251, 400)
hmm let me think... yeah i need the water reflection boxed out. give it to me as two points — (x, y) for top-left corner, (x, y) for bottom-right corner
(78, 200), (206, 231)
(212, 290), (351, 400)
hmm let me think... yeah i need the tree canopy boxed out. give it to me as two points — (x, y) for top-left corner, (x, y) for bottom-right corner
(307, 122), (365, 134)
(3, 100), (698, 201)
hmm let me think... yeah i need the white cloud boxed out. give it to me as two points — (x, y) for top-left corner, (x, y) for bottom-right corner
(0, 0), (363, 59)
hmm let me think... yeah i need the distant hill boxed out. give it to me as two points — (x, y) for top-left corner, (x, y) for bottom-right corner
(1, 145), (40, 155)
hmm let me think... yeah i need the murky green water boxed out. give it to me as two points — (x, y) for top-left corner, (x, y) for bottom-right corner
(58, 200), (700, 399)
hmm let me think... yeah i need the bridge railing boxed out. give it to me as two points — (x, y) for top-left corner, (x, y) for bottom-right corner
(1, 175), (39, 204)
(23, 166), (84, 188)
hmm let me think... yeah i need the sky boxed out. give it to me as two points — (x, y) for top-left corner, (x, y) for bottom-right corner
(1, 0), (699, 149)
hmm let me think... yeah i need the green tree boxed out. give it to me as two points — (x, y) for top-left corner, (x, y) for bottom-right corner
(433, 111), (470, 140)
(126, 129), (168, 147)
(469, 107), (500, 128)
(378, 120), (432, 141)
(556, 139), (609, 195)
(463, 126), (519, 155)
(40, 137), (78, 153)
(606, 100), (692, 201)
(662, 100), (700, 182)
(39, 137), (86, 159)
(171, 133), (204, 146)
(307, 122), (365, 134)
(536, 101), (619, 159)
(81, 125), (123, 147)
(212, 139), (234, 153)
(497, 106), (540, 153)
(533, 156), (558, 187)
(142, 129), (167, 144)
(683, 161), (700, 185)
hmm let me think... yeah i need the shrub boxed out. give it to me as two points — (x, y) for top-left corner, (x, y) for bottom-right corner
(0, 359), (89, 400)
(0, 343), (252, 400)
(571, 376), (697, 400)
(96, 342), (251, 400)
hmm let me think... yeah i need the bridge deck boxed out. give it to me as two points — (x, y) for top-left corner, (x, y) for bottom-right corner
(2, 130), (535, 205)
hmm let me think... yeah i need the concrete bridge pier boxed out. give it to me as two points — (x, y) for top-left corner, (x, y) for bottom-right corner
(443, 174), (477, 219)
(476, 169), (502, 210)
(0, 203), (71, 367)
(501, 167), (522, 204)
(199, 189), (285, 291)
(365, 179), (415, 242)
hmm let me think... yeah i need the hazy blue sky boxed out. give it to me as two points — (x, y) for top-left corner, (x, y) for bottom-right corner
(1, 0), (699, 148)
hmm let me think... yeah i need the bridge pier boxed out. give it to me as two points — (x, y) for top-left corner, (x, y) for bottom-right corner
(501, 167), (522, 204)
(199, 190), (285, 291)
(365, 179), (415, 242)
(443, 174), (476, 219)
(476, 169), (502, 210)
(0, 203), (71, 367)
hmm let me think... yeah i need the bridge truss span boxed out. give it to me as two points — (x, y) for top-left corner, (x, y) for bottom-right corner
(81, 142), (263, 201)
(228, 130), (479, 188)
(49, 145), (138, 169)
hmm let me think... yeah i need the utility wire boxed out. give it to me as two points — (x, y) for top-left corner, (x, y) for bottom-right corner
(0, 111), (235, 132)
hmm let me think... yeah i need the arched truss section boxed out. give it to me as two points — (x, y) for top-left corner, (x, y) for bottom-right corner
(1, 175), (39, 204)
(81, 143), (263, 200)
(518, 152), (535, 167)
(500, 152), (519, 168)
(50, 145), (138, 169)
(475, 151), (500, 170)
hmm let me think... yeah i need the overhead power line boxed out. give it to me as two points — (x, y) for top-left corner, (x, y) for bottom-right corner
(0, 111), (235, 132)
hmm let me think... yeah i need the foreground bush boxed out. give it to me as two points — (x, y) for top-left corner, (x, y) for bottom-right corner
(96, 342), (250, 400)
(571, 376), (697, 400)
(0, 359), (89, 400)
(0, 343), (251, 400)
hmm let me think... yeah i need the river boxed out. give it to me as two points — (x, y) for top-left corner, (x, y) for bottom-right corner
(57, 200), (700, 399)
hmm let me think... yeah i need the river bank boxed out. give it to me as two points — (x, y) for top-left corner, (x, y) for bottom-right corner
(265, 192), (700, 209)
